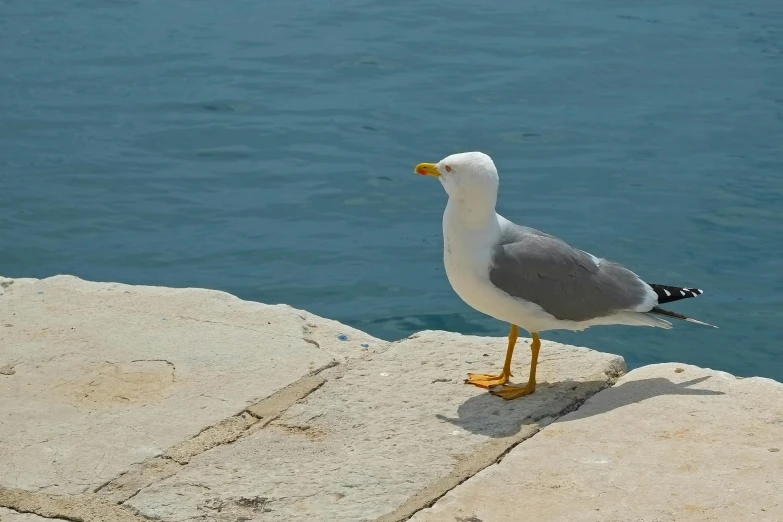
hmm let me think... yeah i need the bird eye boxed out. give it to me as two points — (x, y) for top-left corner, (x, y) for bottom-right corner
(445, 165), (452, 172)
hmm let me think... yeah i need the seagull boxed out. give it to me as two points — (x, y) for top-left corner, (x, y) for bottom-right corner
(414, 151), (715, 400)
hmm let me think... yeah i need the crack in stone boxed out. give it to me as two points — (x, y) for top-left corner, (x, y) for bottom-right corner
(90, 369), (338, 507)
(0, 487), (149, 522)
(1, 505), (73, 522)
(119, 485), (144, 504)
(175, 315), (266, 334)
(303, 337), (321, 349)
(310, 359), (338, 375)
(199, 393), (229, 403)
(130, 359), (176, 372)
(162, 413), (258, 465)
(374, 374), (623, 522)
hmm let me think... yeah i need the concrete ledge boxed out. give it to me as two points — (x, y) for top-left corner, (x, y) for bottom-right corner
(0, 275), (383, 495)
(0, 275), (627, 522)
(7, 276), (777, 521)
(125, 330), (623, 521)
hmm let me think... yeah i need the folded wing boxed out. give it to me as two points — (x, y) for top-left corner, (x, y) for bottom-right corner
(488, 227), (655, 322)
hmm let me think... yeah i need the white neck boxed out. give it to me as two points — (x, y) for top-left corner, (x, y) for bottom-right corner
(443, 195), (497, 230)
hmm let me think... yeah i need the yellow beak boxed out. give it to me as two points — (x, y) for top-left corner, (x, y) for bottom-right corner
(414, 163), (440, 177)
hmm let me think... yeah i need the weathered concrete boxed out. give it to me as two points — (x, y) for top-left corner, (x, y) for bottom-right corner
(17, 275), (774, 522)
(0, 489), (145, 522)
(126, 330), (624, 522)
(95, 373), (332, 503)
(0, 507), (63, 522)
(411, 363), (783, 522)
(0, 275), (383, 495)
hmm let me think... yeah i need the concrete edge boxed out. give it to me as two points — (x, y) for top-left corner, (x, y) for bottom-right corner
(1, 353), (622, 522)
(374, 424), (542, 522)
(636, 362), (783, 387)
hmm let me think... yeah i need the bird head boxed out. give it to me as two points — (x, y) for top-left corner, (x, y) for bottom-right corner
(415, 151), (499, 204)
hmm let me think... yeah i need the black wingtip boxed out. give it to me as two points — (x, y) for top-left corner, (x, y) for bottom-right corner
(648, 284), (704, 304)
(650, 306), (718, 328)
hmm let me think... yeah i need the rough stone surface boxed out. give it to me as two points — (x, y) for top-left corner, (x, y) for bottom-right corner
(93, 458), (182, 505)
(163, 412), (259, 465)
(0, 275), (383, 495)
(0, 507), (63, 521)
(411, 363), (783, 522)
(7, 274), (781, 522)
(0, 489), (145, 522)
(127, 330), (625, 522)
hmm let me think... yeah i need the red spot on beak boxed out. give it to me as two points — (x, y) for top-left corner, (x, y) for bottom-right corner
(416, 168), (427, 175)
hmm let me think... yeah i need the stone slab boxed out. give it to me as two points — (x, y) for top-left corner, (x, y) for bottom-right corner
(411, 363), (783, 522)
(0, 275), (383, 495)
(127, 330), (625, 521)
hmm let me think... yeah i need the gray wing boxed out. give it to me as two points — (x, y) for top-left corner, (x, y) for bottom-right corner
(489, 224), (653, 321)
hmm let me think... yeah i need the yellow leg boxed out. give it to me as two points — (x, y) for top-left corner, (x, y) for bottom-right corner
(491, 332), (541, 400)
(465, 325), (518, 388)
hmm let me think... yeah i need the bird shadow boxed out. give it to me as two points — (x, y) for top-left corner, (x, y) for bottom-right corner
(437, 376), (725, 438)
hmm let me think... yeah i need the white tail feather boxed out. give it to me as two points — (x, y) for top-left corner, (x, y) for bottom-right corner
(685, 317), (719, 328)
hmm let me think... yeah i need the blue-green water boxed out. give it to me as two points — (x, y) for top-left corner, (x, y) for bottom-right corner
(2, 1), (782, 380)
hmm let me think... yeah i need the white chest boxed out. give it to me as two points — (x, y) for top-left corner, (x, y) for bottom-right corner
(441, 205), (500, 308)
(440, 205), (561, 331)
